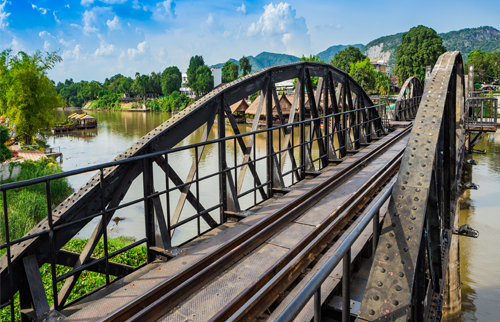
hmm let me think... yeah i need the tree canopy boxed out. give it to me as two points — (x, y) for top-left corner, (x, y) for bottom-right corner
(468, 50), (500, 84)
(394, 25), (447, 85)
(293, 54), (325, 89)
(222, 61), (239, 83)
(330, 46), (367, 74)
(191, 65), (214, 97)
(161, 66), (182, 95)
(349, 58), (376, 91)
(186, 55), (205, 89)
(239, 56), (252, 76)
(0, 49), (61, 144)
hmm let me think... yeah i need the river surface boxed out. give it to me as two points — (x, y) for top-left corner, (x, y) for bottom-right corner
(50, 111), (500, 318)
(460, 130), (500, 321)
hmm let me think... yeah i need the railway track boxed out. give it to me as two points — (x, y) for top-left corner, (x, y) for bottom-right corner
(101, 125), (412, 322)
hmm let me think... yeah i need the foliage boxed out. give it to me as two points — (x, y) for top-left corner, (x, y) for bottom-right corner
(222, 61), (239, 83)
(440, 26), (500, 62)
(349, 58), (376, 91)
(0, 50), (61, 144)
(161, 66), (182, 95)
(53, 119), (77, 127)
(375, 71), (390, 96)
(293, 55), (325, 89)
(239, 56), (252, 76)
(0, 236), (147, 321)
(317, 44), (364, 66)
(0, 158), (73, 243)
(468, 50), (500, 84)
(250, 92), (258, 103)
(0, 126), (12, 161)
(146, 91), (191, 112)
(330, 46), (367, 74)
(394, 25), (447, 85)
(186, 55), (205, 89)
(133, 73), (151, 103)
(191, 65), (214, 97)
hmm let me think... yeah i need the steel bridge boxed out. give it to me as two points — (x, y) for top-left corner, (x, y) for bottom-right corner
(0, 51), (496, 322)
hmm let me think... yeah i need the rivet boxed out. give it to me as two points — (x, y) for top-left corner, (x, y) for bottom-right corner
(415, 188), (421, 192)
(414, 197), (419, 201)
(389, 233), (394, 237)
(407, 163), (412, 166)
(409, 226), (413, 230)
(381, 266), (387, 271)
(417, 182), (422, 186)
(399, 195), (404, 199)
(399, 272), (405, 277)
(405, 171), (410, 176)
(403, 181), (408, 184)
(404, 247), (409, 252)
(369, 309), (375, 315)
(402, 186), (406, 190)
(406, 236), (411, 240)
(373, 295), (380, 301)
(393, 300), (399, 306)
(386, 243), (392, 248)
(421, 164), (426, 167)
(411, 215), (416, 220)
(410, 154), (414, 157)
(412, 206), (417, 210)
(420, 173), (424, 177)
(377, 281), (383, 287)
(395, 285), (402, 291)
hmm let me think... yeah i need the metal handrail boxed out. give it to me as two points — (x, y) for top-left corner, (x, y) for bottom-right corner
(275, 181), (394, 322)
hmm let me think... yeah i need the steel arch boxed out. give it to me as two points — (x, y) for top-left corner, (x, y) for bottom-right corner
(393, 76), (424, 121)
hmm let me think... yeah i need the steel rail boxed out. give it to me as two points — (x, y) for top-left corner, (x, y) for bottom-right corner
(101, 126), (412, 322)
(216, 142), (404, 322)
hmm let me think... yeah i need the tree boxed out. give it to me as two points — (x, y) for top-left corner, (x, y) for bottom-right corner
(239, 56), (252, 76)
(222, 61), (239, 83)
(133, 73), (150, 103)
(349, 58), (376, 91)
(394, 25), (447, 85)
(161, 66), (182, 95)
(186, 55), (205, 89)
(293, 54), (325, 88)
(330, 46), (367, 74)
(0, 50), (61, 144)
(375, 71), (390, 96)
(191, 65), (214, 97)
(150, 71), (163, 96)
(469, 50), (489, 83)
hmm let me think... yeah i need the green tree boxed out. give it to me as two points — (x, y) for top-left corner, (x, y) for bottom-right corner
(222, 61), (239, 83)
(133, 73), (150, 103)
(149, 71), (162, 96)
(293, 54), (325, 89)
(394, 25), (447, 85)
(469, 50), (489, 83)
(375, 71), (390, 96)
(330, 46), (367, 74)
(239, 56), (252, 76)
(186, 55), (205, 89)
(191, 65), (214, 97)
(0, 50), (61, 144)
(161, 66), (182, 95)
(349, 58), (376, 91)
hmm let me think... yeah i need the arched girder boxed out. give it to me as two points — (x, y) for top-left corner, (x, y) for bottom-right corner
(0, 61), (384, 308)
(359, 51), (466, 322)
(393, 76), (424, 121)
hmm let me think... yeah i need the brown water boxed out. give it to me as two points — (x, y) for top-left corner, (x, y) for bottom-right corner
(460, 130), (500, 321)
(50, 110), (315, 245)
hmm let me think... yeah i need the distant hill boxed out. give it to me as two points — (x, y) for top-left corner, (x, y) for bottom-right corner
(210, 52), (300, 72)
(316, 44), (364, 63)
(362, 26), (500, 71)
(210, 26), (500, 75)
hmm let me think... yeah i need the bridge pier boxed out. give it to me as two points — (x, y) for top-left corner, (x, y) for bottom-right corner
(442, 205), (461, 321)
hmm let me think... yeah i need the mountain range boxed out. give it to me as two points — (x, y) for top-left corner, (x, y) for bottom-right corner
(210, 26), (500, 74)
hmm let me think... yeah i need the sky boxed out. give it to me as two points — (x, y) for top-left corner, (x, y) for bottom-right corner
(0, 0), (499, 83)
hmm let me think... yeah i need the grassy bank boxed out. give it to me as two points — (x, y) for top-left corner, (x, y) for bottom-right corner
(0, 158), (73, 243)
(0, 237), (147, 321)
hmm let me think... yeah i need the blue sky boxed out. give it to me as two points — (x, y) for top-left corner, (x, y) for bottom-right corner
(1, 0), (499, 83)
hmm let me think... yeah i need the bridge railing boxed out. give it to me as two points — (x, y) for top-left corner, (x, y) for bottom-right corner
(466, 97), (498, 130)
(393, 96), (422, 121)
(0, 103), (386, 319)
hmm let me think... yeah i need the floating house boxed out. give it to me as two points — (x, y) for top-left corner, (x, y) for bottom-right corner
(53, 113), (97, 133)
(229, 100), (250, 123)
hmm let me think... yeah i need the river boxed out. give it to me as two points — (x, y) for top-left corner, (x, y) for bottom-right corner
(50, 110), (499, 319)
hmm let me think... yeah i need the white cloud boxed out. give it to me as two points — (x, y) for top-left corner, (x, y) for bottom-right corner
(206, 13), (213, 26)
(80, 0), (94, 6)
(83, 10), (98, 35)
(336, 24), (342, 29)
(65, 4), (70, 8)
(31, 4), (47, 15)
(94, 42), (116, 56)
(127, 41), (148, 58)
(39, 30), (55, 39)
(101, 0), (127, 3)
(247, 2), (310, 56)
(70, 23), (82, 29)
(106, 16), (120, 30)
(236, 3), (246, 14)
(59, 38), (75, 47)
(53, 11), (61, 24)
(62, 44), (82, 60)
(43, 41), (50, 51)
(0, 0), (10, 30)
(153, 0), (176, 20)
(10, 37), (23, 52)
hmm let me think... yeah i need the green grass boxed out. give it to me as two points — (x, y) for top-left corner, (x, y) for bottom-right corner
(0, 236), (147, 321)
(0, 158), (73, 243)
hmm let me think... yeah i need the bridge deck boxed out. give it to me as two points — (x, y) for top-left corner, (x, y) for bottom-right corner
(63, 128), (409, 322)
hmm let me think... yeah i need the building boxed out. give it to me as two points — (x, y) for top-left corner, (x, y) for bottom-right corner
(211, 68), (222, 88)
(179, 69), (222, 98)
(275, 80), (294, 95)
(370, 59), (389, 75)
(229, 99), (250, 123)
(246, 94), (297, 126)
